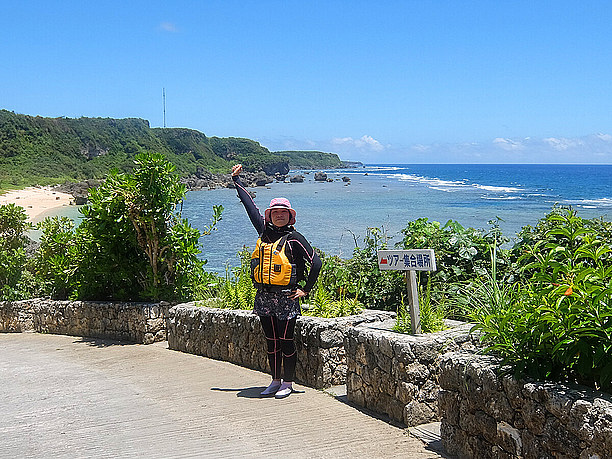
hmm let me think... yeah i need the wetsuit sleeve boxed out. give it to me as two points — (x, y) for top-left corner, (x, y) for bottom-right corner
(289, 232), (322, 294)
(233, 175), (265, 234)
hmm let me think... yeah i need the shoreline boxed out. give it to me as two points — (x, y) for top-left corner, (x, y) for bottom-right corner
(0, 186), (75, 222)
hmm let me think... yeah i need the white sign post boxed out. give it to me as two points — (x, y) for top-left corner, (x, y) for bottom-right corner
(377, 249), (437, 334)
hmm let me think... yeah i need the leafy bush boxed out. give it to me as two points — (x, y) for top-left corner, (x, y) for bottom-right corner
(32, 216), (78, 299)
(469, 208), (612, 392)
(399, 218), (508, 282)
(27, 153), (221, 302)
(76, 152), (222, 301)
(318, 227), (405, 310)
(398, 218), (509, 318)
(0, 203), (34, 299)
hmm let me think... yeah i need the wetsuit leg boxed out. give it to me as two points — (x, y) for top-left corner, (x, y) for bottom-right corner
(259, 315), (281, 380)
(276, 317), (297, 382)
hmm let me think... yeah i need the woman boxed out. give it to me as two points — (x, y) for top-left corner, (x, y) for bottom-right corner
(231, 164), (322, 399)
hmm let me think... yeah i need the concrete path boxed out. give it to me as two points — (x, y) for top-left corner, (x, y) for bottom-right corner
(0, 333), (448, 458)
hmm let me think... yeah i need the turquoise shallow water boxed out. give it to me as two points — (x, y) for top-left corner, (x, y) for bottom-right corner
(39, 164), (612, 273)
(183, 164), (612, 272)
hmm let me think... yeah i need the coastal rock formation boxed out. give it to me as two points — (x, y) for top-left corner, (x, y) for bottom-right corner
(261, 162), (290, 176)
(55, 179), (101, 204)
(182, 169), (274, 190)
(342, 176), (351, 182)
(314, 171), (328, 181)
(56, 167), (307, 203)
(274, 173), (287, 182)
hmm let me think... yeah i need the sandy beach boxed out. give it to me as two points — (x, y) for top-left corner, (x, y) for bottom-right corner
(0, 187), (75, 222)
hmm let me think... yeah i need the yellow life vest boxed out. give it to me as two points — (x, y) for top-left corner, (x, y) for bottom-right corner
(251, 234), (297, 289)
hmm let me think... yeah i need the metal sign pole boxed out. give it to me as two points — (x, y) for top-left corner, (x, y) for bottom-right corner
(405, 270), (421, 334)
(378, 249), (436, 335)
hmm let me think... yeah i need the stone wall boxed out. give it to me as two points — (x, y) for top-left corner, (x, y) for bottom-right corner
(0, 299), (168, 344)
(345, 322), (482, 426)
(166, 303), (395, 389)
(439, 351), (612, 459)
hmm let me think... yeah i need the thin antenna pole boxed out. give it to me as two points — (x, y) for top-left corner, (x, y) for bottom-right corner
(163, 88), (167, 128)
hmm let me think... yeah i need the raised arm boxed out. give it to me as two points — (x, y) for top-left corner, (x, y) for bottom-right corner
(232, 164), (265, 234)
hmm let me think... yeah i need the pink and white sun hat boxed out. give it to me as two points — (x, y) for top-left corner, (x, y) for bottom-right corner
(265, 197), (296, 225)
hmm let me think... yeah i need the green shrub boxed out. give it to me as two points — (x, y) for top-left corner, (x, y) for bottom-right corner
(303, 287), (364, 318)
(32, 216), (78, 299)
(470, 208), (612, 392)
(23, 153), (221, 302)
(0, 203), (34, 299)
(318, 227), (405, 310)
(217, 247), (258, 310)
(393, 276), (447, 334)
(72, 152), (222, 301)
(398, 218), (509, 318)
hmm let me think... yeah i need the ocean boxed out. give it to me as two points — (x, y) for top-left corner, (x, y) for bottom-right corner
(41, 164), (612, 273)
(181, 164), (612, 273)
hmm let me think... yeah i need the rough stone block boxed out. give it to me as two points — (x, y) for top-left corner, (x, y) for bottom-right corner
(439, 352), (612, 459)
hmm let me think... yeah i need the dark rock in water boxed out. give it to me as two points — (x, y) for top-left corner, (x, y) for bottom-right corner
(340, 161), (364, 168)
(342, 176), (351, 182)
(254, 171), (272, 187)
(314, 172), (328, 181)
(261, 161), (289, 176)
(326, 178), (333, 182)
(181, 169), (276, 190)
(290, 175), (305, 183)
(56, 165), (285, 198)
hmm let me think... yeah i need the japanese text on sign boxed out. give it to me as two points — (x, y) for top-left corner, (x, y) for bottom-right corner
(377, 249), (437, 271)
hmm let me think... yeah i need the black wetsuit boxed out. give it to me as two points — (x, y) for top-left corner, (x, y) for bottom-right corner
(233, 174), (322, 382)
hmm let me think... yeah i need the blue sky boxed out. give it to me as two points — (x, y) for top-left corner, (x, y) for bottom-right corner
(3, 1), (612, 164)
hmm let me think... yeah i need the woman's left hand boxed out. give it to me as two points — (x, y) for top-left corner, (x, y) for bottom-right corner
(288, 288), (307, 300)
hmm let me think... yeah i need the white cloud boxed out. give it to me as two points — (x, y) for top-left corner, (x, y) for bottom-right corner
(543, 137), (584, 151)
(331, 137), (353, 146)
(261, 132), (612, 164)
(159, 22), (178, 32)
(331, 135), (384, 151)
(493, 138), (524, 151)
